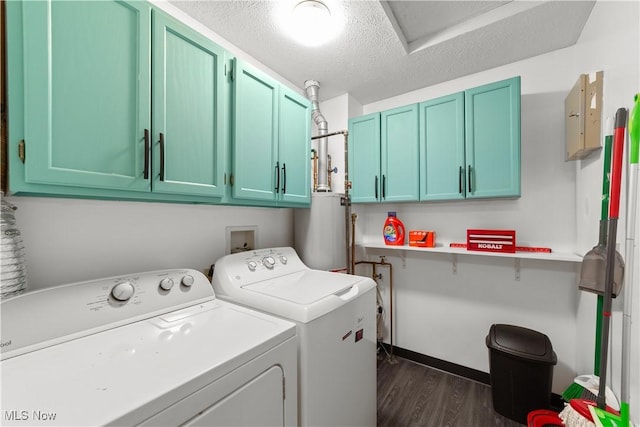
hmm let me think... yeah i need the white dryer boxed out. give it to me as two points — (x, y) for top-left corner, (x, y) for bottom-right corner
(212, 247), (377, 427)
(0, 269), (297, 426)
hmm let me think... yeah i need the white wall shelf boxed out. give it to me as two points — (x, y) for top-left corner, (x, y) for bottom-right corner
(358, 242), (582, 280)
(361, 241), (582, 262)
(360, 241), (582, 280)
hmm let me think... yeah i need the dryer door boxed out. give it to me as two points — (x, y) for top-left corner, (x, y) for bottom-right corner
(186, 366), (285, 427)
(141, 365), (286, 427)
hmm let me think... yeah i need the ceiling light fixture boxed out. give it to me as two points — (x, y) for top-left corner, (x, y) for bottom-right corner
(280, 0), (341, 47)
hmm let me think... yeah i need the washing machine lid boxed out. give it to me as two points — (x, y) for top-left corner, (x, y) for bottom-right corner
(243, 270), (358, 305)
(236, 270), (374, 323)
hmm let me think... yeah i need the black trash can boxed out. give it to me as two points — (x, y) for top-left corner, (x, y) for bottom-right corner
(486, 324), (557, 425)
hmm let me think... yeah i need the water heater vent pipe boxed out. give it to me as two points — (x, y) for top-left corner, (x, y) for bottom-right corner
(304, 80), (330, 191)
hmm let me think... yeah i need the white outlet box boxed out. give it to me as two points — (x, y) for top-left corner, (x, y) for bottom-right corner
(225, 226), (258, 255)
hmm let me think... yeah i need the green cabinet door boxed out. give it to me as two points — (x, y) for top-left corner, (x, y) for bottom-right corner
(381, 104), (419, 202)
(278, 87), (311, 205)
(232, 59), (278, 202)
(230, 60), (310, 206)
(419, 93), (465, 201)
(11, 0), (151, 192)
(152, 12), (226, 197)
(348, 113), (381, 203)
(465, 77), (521, 198)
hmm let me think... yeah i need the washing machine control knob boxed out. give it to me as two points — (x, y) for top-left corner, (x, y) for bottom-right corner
(279, 255), (288, 265)
(262, 256), (276, 269)
(159, 277), (174, 291)
(247, 261), (258, 271)
(181, 275), (194, 287)
(111, 281), (135, 301)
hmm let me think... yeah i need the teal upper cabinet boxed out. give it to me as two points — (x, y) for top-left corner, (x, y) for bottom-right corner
(381, 104), (419, 202)
(152, 11), (226, 197)
(7, 1), (230, 202)
(349, 105), (419, 203)
(231, 59), (310, 206)
(464, 77), (521, 199)
(419, 77), (521, 201)
(232, 60), (279, 202)
(278, 86), (312, 205)
(348, 113), (381, 203)
(419, 93), (466, 201)
(8, 0), (151, 192)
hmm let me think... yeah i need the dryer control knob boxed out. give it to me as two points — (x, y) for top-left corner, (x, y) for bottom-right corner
(279, 255), (288, 265)
(248, 261), (258, 271)
(181, 275), (194, 287)
(111, 281), (135, 301)
(159, 277), (174, 291)
(262, 256), (276, 269)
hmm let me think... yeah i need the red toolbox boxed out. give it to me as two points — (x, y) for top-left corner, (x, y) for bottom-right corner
(466, 229), (516, 253)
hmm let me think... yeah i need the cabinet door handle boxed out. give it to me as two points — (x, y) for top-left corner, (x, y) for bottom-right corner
(467, 165), (472, 193)
(282, 163), (286, 194)
(375, 176), (379, 200)
(143, 129), (150, 180)
(159, 133), (165, 182)
(275, 162), (280, 193)
(459, 166), (463, 194)
(382, 175), (386, 200)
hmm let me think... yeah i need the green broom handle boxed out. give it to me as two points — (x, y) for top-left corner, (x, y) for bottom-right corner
(594, 134), (612, 376)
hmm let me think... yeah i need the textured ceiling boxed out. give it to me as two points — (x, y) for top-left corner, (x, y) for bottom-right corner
(169, 0), (595, 105)
(384, 1), (511, 48)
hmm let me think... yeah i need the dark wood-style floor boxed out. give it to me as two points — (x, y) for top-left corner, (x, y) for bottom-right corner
(377, 355), (524, 427)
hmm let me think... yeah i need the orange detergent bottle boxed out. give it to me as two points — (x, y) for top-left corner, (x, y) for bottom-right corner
(383, 212), (405, 246)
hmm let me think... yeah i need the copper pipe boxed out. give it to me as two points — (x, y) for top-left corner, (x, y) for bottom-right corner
(327, 154), (332, 189)
(356, 259), (394, 361)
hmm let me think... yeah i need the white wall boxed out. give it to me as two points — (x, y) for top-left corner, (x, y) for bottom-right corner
(324, 0), (639, 415)
(8, 196), (293, 289)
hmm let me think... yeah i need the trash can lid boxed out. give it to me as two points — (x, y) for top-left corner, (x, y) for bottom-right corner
(486, 324), (557, 365)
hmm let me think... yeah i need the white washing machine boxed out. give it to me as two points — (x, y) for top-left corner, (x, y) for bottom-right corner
(0, 269), (297, 426)
(212, 247), (377, 427)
